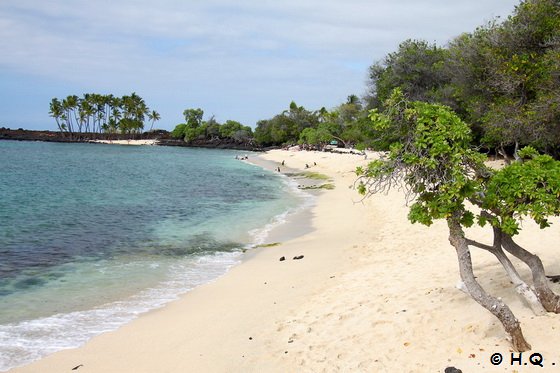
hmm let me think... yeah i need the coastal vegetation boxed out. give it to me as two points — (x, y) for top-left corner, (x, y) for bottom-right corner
(357, 89), (560, 351)
(211, 0), (558, 156)
(46, 0), (559, 158)
(49, 93), (159, 139)
(365, 0), (560, 158)
(352, 0), (560, 350)
(253, 97), (374, 150)
(171, 108), (253, 144)
(35, 0), (560, 358)
(171, 0), (560, 156)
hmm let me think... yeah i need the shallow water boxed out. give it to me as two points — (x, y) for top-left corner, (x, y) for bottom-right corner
(0, 141), (309, 371)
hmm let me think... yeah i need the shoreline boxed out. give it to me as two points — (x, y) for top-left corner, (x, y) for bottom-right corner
(0, 129), (262, 151)
(9, 149), (372, 373)
(241, 153), (319, 259)
(89, 139), (159, 146)
(0, 148), (313, 372)
(10, 149), (560, 372)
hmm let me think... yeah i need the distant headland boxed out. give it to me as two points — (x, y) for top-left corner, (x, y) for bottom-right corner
(0, 127), (263, 151)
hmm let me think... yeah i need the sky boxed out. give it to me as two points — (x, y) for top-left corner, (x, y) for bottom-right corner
(0, 0), (521, 131)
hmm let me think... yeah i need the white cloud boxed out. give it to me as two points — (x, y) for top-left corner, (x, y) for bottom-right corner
(0, 0), (520, 129)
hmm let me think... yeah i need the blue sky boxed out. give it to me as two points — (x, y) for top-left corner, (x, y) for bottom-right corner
(0, 0), (520, 131)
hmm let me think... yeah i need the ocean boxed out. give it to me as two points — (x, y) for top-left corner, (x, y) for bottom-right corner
(0, 141), (310, 371)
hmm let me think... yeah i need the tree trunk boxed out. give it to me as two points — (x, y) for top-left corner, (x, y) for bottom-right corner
(513, 141), (521, 161)
(448, 217), (531, 351)
(501, 234), (560, 313)
(498, 145), (511, 165)
(492, 247), (546, 316)
(466, 229), (546, 316)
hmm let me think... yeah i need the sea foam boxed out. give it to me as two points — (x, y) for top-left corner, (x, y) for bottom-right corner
(0, 252), (241, 371)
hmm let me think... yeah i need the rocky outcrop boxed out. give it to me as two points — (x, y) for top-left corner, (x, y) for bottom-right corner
(158, 137), (262, 151)
(0, 128), (171, 142)
(0, 128), (262, 151)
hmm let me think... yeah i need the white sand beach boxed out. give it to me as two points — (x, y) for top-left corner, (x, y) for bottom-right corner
(11, 149), (560, 372)
(91, 139), (158, 146)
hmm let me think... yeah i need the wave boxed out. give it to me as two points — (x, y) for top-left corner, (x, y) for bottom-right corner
(0, 149), (314, 372)
(247, 173), (315, 246)
(0, 252), (241, 372)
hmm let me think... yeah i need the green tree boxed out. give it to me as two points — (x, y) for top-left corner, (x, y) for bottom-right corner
(356, 89), (560, 351)
(62, 95), (79, 136)
(366, 39), (450, 109)
(446, 0), (560, 155)
(219, 120), (244, 138)
(49, 98), (65, 135)
(171, 124), (187, 139)
(50, 93), (156, 139)
(202, 116), (220, 139)
(183, 108), (204, 128)
(254, 120), (275, 146)
(254, 102), (319, 146)
(147, 110), (161, 132)
(298, 126), (330, 146)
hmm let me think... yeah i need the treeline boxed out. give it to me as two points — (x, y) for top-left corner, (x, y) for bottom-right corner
(172, 97), (375, 150)
(366, 0), (560, 157)
(170, 108), (254, 144)
(254, 97), (375, 149)
(49, 93), (160, 139)
(209, 0), (557, 156)
(53, 0), (559, 156)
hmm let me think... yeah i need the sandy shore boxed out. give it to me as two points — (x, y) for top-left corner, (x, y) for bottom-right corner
(11, 149), (560, 372)
(91, 139), (158, 146)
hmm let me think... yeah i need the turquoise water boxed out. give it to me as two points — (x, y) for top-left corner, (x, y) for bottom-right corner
(0, 141), (309, 371)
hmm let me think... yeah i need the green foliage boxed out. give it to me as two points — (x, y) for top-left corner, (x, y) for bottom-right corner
(118, 118), (144, 135)
(171, 123), (187, 139)
(219, 120), (244, 138)
(183, 125), (205, 142)
(358, 90), (483, 225)
(303, 171), (330, 180)
(367, 39), (451, 108)
(183, 108), (204, 127)
(358, 91), (486, 229)
(49, 92), (155, 137)
(359, 90), (560, 240)
(254, 101), (320, 146)
(365, 0), (560, 156)
(483, 150), (560, 235)
(298, 123), (333, 145)
(171, 111), (253, 143)
(451, 0), (560, 152)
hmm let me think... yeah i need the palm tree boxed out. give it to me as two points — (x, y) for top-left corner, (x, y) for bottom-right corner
(147, 110), (161, 132)
(49, 98), (65, 135)
(79, 97), (93, 134)
(62, 95), (79, 138)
